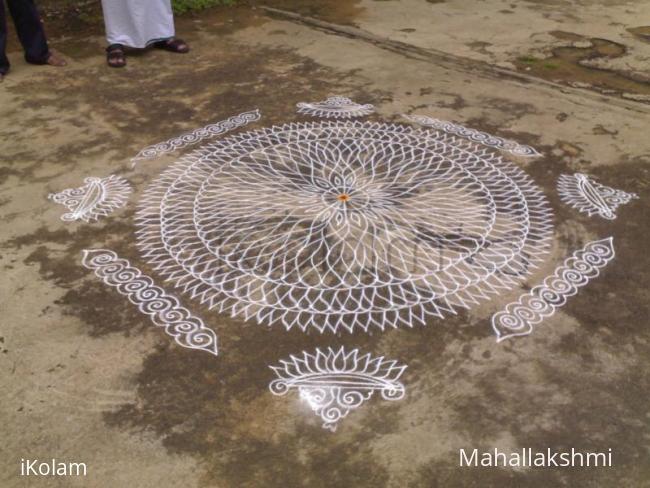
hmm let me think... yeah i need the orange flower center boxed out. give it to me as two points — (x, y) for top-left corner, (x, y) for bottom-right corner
(336, 193), (351, 203)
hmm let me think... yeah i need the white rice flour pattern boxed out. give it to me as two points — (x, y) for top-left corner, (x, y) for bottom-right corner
(492, 237), (615, 342)
(269, 347), (406, 431)
(297, 97), (375, 119)
(136, 121), (553, 333)
(82, 249), (218, 355)
(557, 173), (638, 220)
(405, 114), (542, 158)
(49, 175), (132, 223)
(131, 109), (261, 165)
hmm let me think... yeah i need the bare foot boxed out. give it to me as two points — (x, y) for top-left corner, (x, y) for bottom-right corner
(47, 49), (67, 67)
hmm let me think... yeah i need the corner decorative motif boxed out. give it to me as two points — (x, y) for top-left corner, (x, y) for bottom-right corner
(492, 237), (615, 341)
(297, 96), (375, 119)
(269, 347), (406, 431)
(81, 249), (218, 356)
(557, 173), (638, 220)
(49, 175), (132, 223)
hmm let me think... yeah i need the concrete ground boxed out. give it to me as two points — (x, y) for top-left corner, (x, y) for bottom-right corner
(1, 1), (649, 487)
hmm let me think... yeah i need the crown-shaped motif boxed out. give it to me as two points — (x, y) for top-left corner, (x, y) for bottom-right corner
(297, 96), (375, 119)
(269, 347), (406, 431)
(557, 173), (638, 220)
(49, 175), (131, 223)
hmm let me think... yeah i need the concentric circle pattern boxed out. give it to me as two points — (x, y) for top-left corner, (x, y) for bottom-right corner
(137, 121), (553, 333)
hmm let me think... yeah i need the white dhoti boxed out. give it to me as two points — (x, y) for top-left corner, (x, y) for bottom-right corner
(101, 0), (175, 48)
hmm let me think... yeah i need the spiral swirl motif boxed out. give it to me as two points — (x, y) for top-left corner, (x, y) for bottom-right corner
(302, 387), (375, 431)
(49, 175), (132, 223)
(269, 379), (291, 396)
(269, 347), (406, 431)
(137, 120), (553, 334)
(405, 114), (542, 158)
(81, 249), (218, 356)
(557, 173), (639, 220)
(297, 96), (375, 119)
(131, 109), (261, 164)
(381, 383), (406, 401)
(492, 237), (615, 341)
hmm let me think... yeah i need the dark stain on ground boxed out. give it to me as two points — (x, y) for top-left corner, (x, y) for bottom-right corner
(430, 92), (467, 110)
(0, 210), (155, 338)
(515, 33), (650, 100)
(54, 281), (151, 337)
(0, 167), (21, 186)
(592, 124), (618, 136)
(548, 30), (584, 42)
(466, 41), (492, 56)
(478, 97), (539, 119)
(627, 26), (650, 43)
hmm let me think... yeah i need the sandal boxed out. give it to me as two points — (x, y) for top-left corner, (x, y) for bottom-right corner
(106, 44), (126, 68)
(153, 38), (190, 54)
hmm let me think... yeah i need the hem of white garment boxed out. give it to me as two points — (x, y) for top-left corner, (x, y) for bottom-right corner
(105, 35), (175, 50)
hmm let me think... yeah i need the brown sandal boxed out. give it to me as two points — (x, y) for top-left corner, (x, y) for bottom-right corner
(153, 38), (190, 54)
(106, 44), (126, 68)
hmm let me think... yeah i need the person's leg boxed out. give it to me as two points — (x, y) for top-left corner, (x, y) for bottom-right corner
(6, 0), (49, 64)
(100, 0), (128, 67)
(151, 2), (189, 54)
(0, 0), (10, 77)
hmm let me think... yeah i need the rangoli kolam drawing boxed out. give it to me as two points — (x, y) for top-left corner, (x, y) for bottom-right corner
(60, 96), (636, 430)
(135, 105), (554, 336)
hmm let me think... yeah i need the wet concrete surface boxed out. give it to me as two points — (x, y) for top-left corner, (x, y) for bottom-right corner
(513, 34), (650, 99)
(1, 2), (650, 487)
(305, 0), (650, 102)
